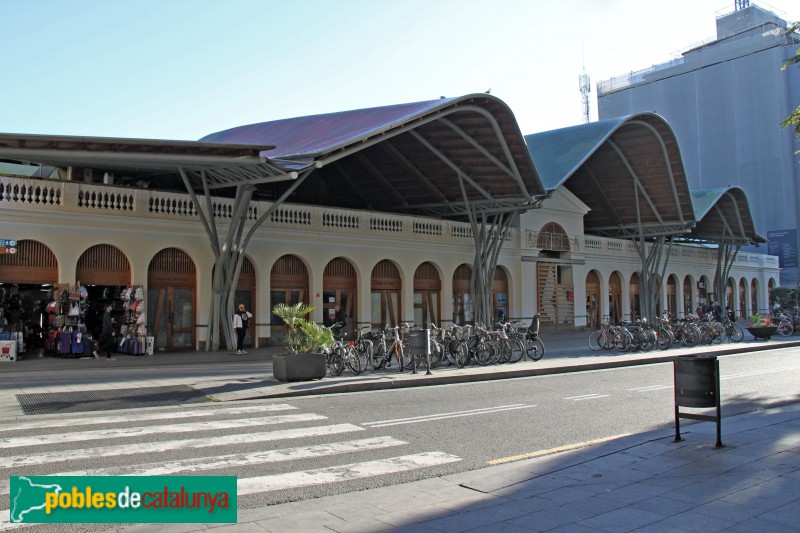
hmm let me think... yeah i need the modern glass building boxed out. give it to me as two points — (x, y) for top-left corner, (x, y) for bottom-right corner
(597, 3), (800, 286)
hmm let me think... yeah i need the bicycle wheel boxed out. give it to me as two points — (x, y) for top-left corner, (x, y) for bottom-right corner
(472, 341), (491, 366)
(496, 338), (512, 363)
(454, 340), (470, 368)
(614, 330), (632, 351)
(371, 342), (387, 370)
(507, 338), (524, 363)
(727, 322), (744, 343)
(354, 339), (372, 371)
(400, 342), (415, 370)
(328, 348), (345, 376)
(344, 346), (362, 375)
(779, 321), (793, 337)
(588, 330), (603, 351)
(656, 329), (674, 350)
(428, 338), (443, 368)
(525, 338), (544, 361)
(682, 326), (700, 347)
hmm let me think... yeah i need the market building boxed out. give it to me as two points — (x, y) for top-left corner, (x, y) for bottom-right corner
(0, 94), (778, 357)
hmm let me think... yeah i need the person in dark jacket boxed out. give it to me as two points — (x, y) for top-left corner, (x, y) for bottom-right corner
(93, 304), (115, 360)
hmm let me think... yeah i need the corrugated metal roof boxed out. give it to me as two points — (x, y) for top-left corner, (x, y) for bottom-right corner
(524, 113), (695, 239)
(200, 98), (461, 159)
(524, 117), (625, 191)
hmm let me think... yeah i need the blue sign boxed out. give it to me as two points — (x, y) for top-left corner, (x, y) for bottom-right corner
(767, 229), (797, 269)
(0, 239), (17, 247)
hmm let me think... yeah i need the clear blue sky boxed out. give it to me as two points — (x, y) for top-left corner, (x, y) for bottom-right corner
(1, 0), (797, 141)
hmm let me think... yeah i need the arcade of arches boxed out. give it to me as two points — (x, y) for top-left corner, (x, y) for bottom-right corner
(583, 269), (767, 325)
(1, 239), (778, 355)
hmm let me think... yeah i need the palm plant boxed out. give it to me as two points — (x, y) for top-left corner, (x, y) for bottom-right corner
(272, 303), (334, 354)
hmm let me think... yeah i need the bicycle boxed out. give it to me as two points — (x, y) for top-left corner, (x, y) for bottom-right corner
(323, 323), (361, 376)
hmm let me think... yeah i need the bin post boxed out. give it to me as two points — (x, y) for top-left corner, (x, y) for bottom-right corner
(673, 355), (723, 448)
(425, 328), (432, 376)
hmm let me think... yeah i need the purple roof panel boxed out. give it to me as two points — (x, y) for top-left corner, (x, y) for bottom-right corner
(200, 98), (458, 158)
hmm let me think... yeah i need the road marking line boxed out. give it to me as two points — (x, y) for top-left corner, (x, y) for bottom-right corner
(0, 423), (363, 469)
(237, 452), (462, 494)
(0, 413), (326, 448)
(487, 433), (632, 465)
(363, 404), (534, 428)
(0, 404), (297, 433)
(628, 385), (671, 392)
(563, 394), (610, 401)
(0, 436), (407, 496)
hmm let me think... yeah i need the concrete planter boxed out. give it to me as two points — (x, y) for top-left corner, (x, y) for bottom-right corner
(272, 352), (327, 382)
(746, 325), (778, 340)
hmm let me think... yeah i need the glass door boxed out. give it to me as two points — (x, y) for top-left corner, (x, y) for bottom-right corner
(147, 287), (195, 351)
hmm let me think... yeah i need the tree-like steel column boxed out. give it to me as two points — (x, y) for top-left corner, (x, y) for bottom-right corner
(179, 167), (313, 351)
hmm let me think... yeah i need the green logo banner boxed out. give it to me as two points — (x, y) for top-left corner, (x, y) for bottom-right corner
(10, 476), (237, 524)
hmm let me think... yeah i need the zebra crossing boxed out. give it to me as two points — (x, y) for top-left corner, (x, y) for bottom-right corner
(0, 401), (462, 530)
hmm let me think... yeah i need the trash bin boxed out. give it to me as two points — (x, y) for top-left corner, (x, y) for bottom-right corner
(674, 355), (718, 408)
(673, 354), (722, 447)
(405, 329), (431, 375)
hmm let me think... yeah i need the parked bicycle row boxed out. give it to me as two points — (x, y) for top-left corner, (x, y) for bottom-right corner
(319, 316), (547, 377)
(588, 313), (747, 352)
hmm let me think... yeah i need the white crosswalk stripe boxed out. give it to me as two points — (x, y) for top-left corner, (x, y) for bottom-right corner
(0, 413), (326, 448)
(0, 401), (463, 528)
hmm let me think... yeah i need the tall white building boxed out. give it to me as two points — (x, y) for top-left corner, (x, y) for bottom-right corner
(597, 3), (800, 286)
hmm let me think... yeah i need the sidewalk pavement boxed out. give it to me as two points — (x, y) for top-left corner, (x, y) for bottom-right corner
(3, 331), (800, 531)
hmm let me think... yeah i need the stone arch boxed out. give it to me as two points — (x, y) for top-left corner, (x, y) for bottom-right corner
(147, 248), (197, 351)
(76, 244), (131, 285)
(666, 274), (678, 317)
(537, 222), (570, 252)
(323, 257), (357, 332)
(609, 271), (623, 324)
(414, 261), (441, 328)
(0, 239), (58, 284)
(371, 259), (401, 328)
(453, 264), (473, 325)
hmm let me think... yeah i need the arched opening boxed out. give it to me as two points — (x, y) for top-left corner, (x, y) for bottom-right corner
(76, 244), (133, 340)
(491, 267), (510, 325)
(630, 272), (640, 321)
(609, 272), (622, 324)
(323, 257), (357, 334)
(536, 222), (571, 251)
(726, 278), (735, 314)
(0, 239), (58, 352)
(751, 279), (760, 316)
(738, 278), (747, 320)
(413, 262), (441, 328)
(453, 264), (472, 325)
(147, 248), (196, 351)
(270, 255), (309, 341)
(585, 270), (601, 329)
(666, 275), (678, 317)
(697, 276), (709, 311)
(371, 259), (401, 329)
(683, 275), (694, 316)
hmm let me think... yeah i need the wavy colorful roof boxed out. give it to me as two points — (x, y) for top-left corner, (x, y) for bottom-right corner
(524, 113), (695, 239)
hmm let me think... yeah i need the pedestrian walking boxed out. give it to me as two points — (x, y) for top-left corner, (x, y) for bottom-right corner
(93, 303), (115, 360)
(233, 303), (252, 355)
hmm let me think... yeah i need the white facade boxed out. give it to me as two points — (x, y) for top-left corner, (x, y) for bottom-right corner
(0, 173), (780, 350)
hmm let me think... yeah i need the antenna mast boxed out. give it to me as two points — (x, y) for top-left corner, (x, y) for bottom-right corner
(579, 66), (591, 124)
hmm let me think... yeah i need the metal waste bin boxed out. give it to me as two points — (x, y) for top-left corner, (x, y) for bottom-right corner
(405, 329), (431, 375)
(673, 355), (722, 447)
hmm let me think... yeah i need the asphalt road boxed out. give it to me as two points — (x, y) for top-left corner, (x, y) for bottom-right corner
(3, 346), (798, 530)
